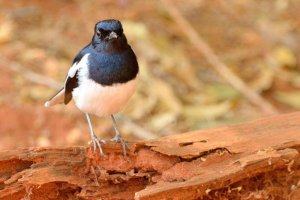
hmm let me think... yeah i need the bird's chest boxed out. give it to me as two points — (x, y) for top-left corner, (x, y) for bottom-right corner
(88, 53), (137, 86)
(72, 78), (137, 116)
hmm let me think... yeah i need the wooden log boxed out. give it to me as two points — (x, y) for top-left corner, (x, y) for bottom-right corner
(0, 112), (300, 200)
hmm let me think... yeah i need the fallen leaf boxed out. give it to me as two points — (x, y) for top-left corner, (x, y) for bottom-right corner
(249, 64), (274, 92)
(273, 46), (297, 68)
(205, 84), (240, 102)
(274, 91), (300, 109)
(0, 19), (13, 43)
(183, 101), (233, 120)
(150, 79), (182, 113)
(148, 112), (178, 131)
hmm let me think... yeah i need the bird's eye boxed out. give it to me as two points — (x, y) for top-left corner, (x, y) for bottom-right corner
(96, 29), (101, 37)
(116, 29), (123, 36)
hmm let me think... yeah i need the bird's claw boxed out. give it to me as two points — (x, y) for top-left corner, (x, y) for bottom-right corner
(91, 136), (106, 159)
(110, 134), (127, 158)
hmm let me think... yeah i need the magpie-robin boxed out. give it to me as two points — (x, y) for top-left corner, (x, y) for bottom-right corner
(45, 19), (139, 158)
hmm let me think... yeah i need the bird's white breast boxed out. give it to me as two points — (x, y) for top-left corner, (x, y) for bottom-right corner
(72, 58), (137, 117)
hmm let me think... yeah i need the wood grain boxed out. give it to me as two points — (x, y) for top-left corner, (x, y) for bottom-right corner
(1, 112), (300, 200)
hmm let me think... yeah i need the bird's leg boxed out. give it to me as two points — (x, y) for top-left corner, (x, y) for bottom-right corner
(86, 113), (106, 158)
(110, 115), (127, 158)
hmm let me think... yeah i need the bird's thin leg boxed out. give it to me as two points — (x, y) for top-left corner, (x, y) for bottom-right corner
(86, 113), (106, 158)
(110, 115), (127, 158)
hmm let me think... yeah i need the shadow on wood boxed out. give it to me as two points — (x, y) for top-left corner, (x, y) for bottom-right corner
(1, 112), (300, 199)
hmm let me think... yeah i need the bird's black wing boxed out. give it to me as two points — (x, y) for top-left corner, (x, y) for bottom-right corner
(64, 45), (90, 104)
(64, 71), (79, 104)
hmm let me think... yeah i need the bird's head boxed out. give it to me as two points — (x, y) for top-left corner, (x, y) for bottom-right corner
(93, 19), (125, 43)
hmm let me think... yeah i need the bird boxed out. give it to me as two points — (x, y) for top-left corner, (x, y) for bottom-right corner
(44, 19), (139, 158)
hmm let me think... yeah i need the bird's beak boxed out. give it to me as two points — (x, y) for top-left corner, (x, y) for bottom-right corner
(108, 31), (118, 40)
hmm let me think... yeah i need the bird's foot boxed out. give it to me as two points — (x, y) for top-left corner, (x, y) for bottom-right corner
(90, 135), (106, 159)
(110, 134), (127, 158)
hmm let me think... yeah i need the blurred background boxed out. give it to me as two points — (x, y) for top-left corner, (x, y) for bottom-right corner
(0, 0), (299, 150)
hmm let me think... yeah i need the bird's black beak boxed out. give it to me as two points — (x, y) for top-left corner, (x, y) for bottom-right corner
(108, 31), (118, 40)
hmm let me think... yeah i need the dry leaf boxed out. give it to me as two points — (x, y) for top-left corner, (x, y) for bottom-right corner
(274, 68), (300, 87)
(183, 101), (233, 120)
(205, 84), (240, 102)
(150, 79), (182, 113)
(274, 91), (300, 109)
(148, 112), (178, 131)
(249, 65), (274, 92)
(125, 92), (157, 120)
(0, 19), (13, 43)
(122, 21), (149, 41)
(273, 46), (297, 68)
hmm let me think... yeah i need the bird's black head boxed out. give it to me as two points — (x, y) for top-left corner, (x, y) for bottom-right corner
(93, 19), (125, 43)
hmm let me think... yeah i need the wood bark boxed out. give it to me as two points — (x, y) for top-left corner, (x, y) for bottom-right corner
(1, 112), (300, 200)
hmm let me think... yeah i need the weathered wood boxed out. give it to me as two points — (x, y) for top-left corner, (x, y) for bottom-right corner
(0, 112), (300, 200)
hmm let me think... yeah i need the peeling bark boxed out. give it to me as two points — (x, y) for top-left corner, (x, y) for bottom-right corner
(1, 112), (300, 200)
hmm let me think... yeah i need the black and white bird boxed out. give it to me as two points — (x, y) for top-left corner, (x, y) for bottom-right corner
(45, 19), (139, 158)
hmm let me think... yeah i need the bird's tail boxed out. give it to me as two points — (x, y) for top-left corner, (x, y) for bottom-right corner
(44, 88), (65, 107)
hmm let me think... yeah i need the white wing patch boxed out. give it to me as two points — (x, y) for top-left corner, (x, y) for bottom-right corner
(45, 53), (91, 108)
(67, 62), (79, 78)
(67, 53), (90, 79)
